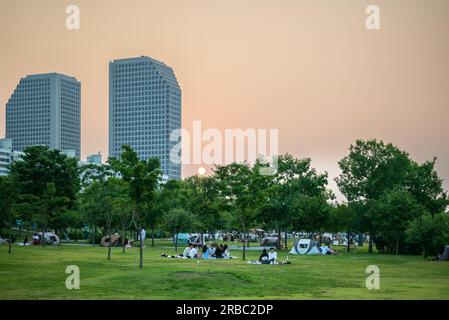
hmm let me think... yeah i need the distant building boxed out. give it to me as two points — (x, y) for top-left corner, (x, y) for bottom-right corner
(86, 153), (102, 164)
(109, 56), (181, 180)
(78, 153), (103, 167)
(0, 138), (101, 178)
(62, 149), (77, 158)
(78, 153), (105, 185)
(0, 138), (23, 176)
(6, 73), (81, 159)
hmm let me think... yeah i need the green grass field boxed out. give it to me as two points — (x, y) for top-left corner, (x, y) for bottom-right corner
(1, 242), (448, 300)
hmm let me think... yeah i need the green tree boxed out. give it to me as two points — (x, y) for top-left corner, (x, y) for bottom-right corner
(336, 139), (410, 202)
(108, 145), (161, 268)
(79, 162), (113, 188)
(9, 145), (80, 234)
(150, 180), (184, 247)
(405, 159), (448, 215)
(79, 178), (126, 259)
(291, 195), (331, 245)
(112, 184), (133, 253)
(406, 212), (449, 258)
(213, 161), (270, 260)
(101, 178), (124, 260)
(335, 140), (449, 252)
(163, 208), (196, 251)
(0, 176), (18, 253)
(183, 176), (221, 241)
(79, 187), (103, 246)
(54, 209), (84, 241)
(259, 154), (331, 249)
(329, 202), (367, 252)
(370, 188), (426, 254)
(33, 183), (70, 246)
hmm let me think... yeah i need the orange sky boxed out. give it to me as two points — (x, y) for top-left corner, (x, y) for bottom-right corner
(1, 0), (448, 198)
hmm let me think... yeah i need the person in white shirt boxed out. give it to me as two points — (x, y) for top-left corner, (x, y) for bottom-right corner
(138, 228), (146, 241)
(209, 244), (216, 256)
(182, 243), (193, 258)
(188, 244), (199, 259)
(268, 248), (277, 264)
(223, 244), (230, 259)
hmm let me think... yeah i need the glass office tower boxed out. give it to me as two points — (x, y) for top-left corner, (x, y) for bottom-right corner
(109, 56), (182, 180)
(6, 73), (81, 158)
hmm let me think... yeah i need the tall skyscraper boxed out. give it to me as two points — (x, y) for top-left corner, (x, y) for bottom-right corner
(0, 138), (23, 176)
(5, 73), (81, 158)
(109, 56), (182, 180)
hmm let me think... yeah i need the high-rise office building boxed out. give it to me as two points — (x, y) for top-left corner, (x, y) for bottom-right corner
(0, 138), (23, 176)
(86, 153), (102, 164)
(109, 56), (182, 180)
(6, 73), (81, 158)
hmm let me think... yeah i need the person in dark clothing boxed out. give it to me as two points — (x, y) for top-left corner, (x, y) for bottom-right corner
(214, 245), (223, 258)
(259, 249), (269, 263)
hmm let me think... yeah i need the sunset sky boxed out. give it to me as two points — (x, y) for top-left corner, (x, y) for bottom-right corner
(1, 0), (448, 199)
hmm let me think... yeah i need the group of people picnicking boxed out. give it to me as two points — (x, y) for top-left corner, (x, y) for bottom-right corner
(258, 248), (278, 264)
(161, 242), (288, 265)
(161, 242), (236, 259)
(161, 241), (337, 264)
(319, 244), (338, 255)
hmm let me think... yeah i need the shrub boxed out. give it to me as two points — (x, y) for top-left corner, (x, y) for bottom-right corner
(405, 212), (449, 258)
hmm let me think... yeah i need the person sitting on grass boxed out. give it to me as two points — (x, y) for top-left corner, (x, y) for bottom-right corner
(327, 244), (338, 255)
(209, 243), (216, 257)
(189, 244), (200, 258)
(183, 243), (193, 258)
(213, 244), (223, 258)
(161, 243), (194, 258)
(259, 249), (269, 264)
(267, 248), (277, 264)
(202, 245), (209, 259)
(320, 245), (330, 255)
(223, 244), (231, 259)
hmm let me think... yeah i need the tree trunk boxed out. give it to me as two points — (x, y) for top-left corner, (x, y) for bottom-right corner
(107, 225), (112, 260)
(42, 227), (46, 247)
(368, 234), (373, 253)
(277, 227), (282, 250)
(347, 230), (350, 253)
(139, 225), (143, 269)
(284, 230), (288, 250)
(8, 227), (12, 254)
(151, 226), (155, 248)
(242, 222), (246, 260)
(92, 225), (96, 246)
(395, 235), (399, 255)
(122, 224), (126, 253)
(174, 229), (179, 251)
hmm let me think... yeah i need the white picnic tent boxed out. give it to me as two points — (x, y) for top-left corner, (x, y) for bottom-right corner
(289, 239), (320, 255)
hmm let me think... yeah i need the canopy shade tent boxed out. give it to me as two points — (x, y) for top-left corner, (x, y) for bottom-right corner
(36, 232), (60, 246)
(438, 245), (449, 261)
(174, 233), (191, 244)
(101, 234), (122, 247)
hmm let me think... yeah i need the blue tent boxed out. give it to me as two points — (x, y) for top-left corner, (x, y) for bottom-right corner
(174, 233), (190, 244)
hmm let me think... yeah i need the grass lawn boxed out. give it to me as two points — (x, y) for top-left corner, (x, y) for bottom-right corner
(0, 242), (448, 300)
